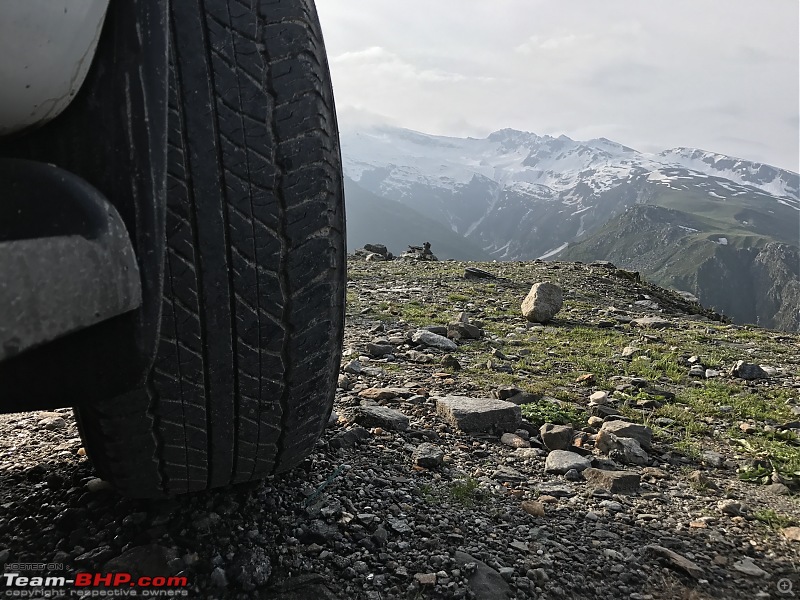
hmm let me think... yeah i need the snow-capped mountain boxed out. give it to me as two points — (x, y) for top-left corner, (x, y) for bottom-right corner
(341, 126), (799, 261)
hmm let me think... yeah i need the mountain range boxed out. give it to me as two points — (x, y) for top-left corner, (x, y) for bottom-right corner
(341, 125), (799, 330)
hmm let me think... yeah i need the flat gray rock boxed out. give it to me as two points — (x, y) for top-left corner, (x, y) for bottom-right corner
(544, 450), (591, 474)
(435, 396), (521, 433)
(354, 406), (409, 431)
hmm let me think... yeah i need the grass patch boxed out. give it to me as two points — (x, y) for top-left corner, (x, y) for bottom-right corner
(419, 477), (485, 508)
(734, 429), (800, 486)
(521, 400), (586, 428)
(754, 509), (797, 530)
(447, 477), (483, 507)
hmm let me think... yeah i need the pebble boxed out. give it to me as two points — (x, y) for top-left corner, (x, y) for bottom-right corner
(521, 501), (545, 517)
(86, 478), (113, 493)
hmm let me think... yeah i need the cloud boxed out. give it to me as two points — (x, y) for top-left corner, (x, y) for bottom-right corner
(331, 46), (478, 83)
(317, 0), (799, 171)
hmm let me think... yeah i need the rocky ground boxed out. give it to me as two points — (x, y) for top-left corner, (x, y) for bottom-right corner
(1, 257), (799, 599)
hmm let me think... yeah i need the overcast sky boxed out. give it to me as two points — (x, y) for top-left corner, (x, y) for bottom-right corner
(316, 0), (799, 172)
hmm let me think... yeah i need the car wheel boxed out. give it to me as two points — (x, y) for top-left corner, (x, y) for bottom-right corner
(88, 0), (344, 497)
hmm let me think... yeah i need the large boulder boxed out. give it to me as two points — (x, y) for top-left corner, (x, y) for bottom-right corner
(436, 396), (521, 433)
(521, 282), (563, 324)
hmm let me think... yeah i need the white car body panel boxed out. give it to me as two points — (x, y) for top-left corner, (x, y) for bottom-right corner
(0, 0), (109, 136)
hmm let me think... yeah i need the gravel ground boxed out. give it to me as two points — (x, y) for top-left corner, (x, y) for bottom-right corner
(1, 258), (798, 599)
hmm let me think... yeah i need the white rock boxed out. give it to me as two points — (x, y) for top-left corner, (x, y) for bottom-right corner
(589, 391), (609, 405)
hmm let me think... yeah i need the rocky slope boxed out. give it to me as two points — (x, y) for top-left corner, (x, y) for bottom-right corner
(561, 205), (800, 331)
(1, 258), (799, 599)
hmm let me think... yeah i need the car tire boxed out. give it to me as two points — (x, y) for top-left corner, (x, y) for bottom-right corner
(71, 0), (345, 497)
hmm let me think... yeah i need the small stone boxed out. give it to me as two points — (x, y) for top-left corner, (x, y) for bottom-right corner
(521, 282), (563, 323)
(704, 369), (720, 379)
(732, 558), (768, 577)
(575, 373), (595, 385)
(621, 346), (639, 358)
(689, 365), (705, 377)
(412, 330), (458, 351)
(688, 470), (718, 490)
(441, 354), (461, 370)
(536, 483), (575, 497)
(506, 392), (538, 405)
(596, 430), (649, 465)
(630, 316), (674, 329)
(337, 374), (351, 390)
(587, 416), (604, 427)
(539, 423), (574, 450)
(718, 499), (746, 517)
(766, 483), (791, 495)
(414, 573), (436, 586)
(77, 447), (87, 456)
(87, 478), (113, 493)
(700, 451), (725, 468)
(354, 406), (409, 431)
(498, 567), (515, 581)
(598, 420), (652, 450)
(544, 450), (591, 474)
(582, 468), (641, 494)
(497, 386), (524, 400)
(643, 545), (704, 579)
(500, 433), (530, 449)
(211, 567), (228, 588)
(730, 361), (769, 380)
(366, 343), (394, 357)
(641, 467), (668, 479)
(412, 443), (444, 469)
(447, 322), (482, 340)
(521, 501), (545, 517)
(343, 360), (362, 375)
(589, 391), (609, 404)
(358, 387), (399, 401)
(738, 421), (757, 434)
(564, 468), (582, 482)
